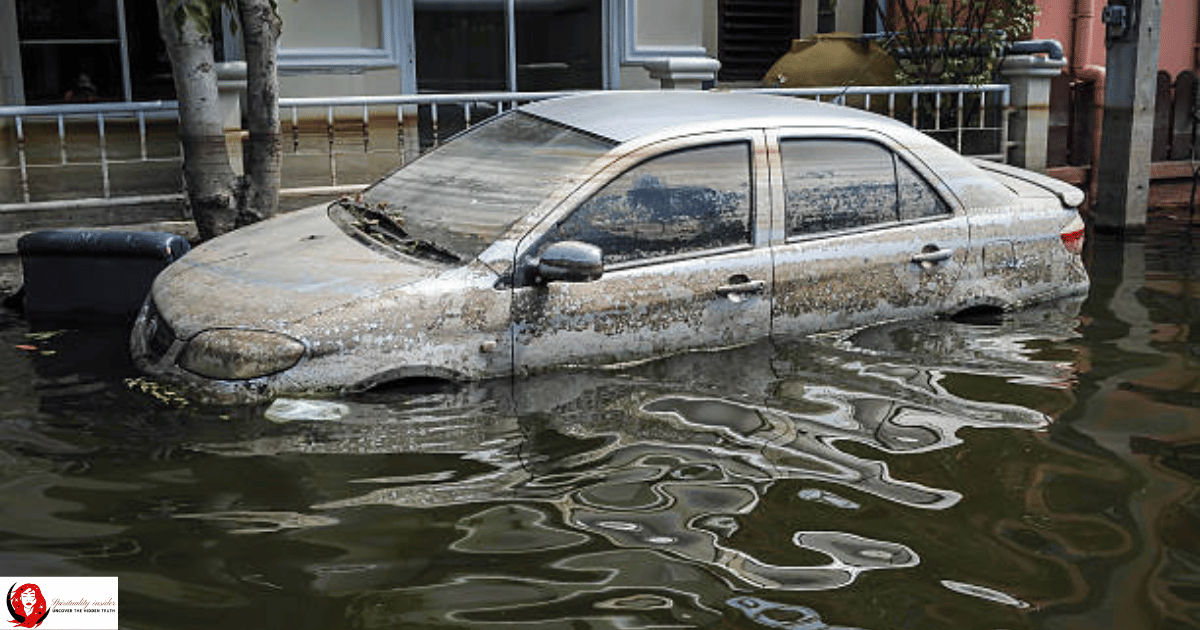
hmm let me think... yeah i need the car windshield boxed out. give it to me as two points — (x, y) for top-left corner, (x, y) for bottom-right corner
(360, 111), (616, 260)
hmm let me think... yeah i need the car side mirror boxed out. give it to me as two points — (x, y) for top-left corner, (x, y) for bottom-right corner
(536, 241), (603, 284)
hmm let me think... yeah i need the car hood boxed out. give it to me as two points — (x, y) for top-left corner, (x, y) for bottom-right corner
(152, 204), (452, 333)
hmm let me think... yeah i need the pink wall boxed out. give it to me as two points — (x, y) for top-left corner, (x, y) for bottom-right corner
(1033, 0), (1198, 77)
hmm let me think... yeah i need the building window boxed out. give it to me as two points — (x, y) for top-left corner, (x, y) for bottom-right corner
(16, 0), (172, 104)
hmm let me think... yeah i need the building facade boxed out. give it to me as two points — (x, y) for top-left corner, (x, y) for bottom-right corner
(1, 0), (912, 106)
(3, 0), (1199, 106)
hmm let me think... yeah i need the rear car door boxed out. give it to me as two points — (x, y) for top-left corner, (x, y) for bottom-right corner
(511, 131), (773, 374)
(767, 130), (970, 335)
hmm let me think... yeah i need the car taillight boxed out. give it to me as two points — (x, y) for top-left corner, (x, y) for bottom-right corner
(1060, 216), (1086, 255)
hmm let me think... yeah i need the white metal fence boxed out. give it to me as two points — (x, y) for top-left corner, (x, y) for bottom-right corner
(738, 85), (1010, 161)
(274, 91), (577, 198)
(0, 84), (1010, 224)
(0, 100), (182, 208)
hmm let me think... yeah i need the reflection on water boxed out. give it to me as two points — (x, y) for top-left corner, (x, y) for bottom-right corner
(1, 216), (1200, 629)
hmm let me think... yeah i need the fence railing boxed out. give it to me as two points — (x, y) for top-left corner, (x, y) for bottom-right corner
(0, 100), (182, 207)
(1, 84), (1011, 219)
(275, 91), (575, 197)
(737, 84), (1010, 161)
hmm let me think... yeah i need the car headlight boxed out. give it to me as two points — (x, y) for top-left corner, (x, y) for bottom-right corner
(178, 329), (306, 380)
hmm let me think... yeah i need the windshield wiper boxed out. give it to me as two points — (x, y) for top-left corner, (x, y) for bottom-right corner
(334, 198), (461, 264)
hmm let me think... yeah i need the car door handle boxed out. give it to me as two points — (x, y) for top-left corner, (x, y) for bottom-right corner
(715, 279), (766, 296)
(911, 247), (954, 264)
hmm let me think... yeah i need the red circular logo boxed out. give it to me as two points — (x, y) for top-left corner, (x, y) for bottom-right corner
(6, 583), (49, 628)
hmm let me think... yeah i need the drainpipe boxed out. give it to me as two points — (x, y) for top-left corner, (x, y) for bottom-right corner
(1071, 0), (1106, 202)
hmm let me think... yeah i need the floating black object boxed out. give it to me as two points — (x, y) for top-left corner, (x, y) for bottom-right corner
(17, 230), (190, 320)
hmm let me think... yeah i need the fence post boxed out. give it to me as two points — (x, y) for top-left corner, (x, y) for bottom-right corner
(642, 57), (721, 90)
(1000, 54), (1067, 173)
(216, 61), (247, 174)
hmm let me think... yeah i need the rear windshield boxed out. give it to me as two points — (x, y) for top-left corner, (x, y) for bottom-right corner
(361, 111), (615, 260)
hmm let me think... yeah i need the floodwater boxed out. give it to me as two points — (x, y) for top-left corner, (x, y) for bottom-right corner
(1, 213), (1198, 630)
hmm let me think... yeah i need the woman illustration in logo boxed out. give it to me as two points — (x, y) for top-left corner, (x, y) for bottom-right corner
(6, 584), (48, 628)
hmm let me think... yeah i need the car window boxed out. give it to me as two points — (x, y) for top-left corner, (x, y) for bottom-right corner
(896, 157), (949, 220)
(781, 139), (950, 238)
(547, 142), (753, 265)
(361, 112), (615, 260)
(780, 139), (899, 237)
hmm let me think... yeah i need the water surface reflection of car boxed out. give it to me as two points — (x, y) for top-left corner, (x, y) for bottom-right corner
(131, 91), (1089, 402)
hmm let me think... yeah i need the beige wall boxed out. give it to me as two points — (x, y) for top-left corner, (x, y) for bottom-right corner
(274, 0), (409, 97)
(279, 70), (404, 100)
(636, 0), (707, 49)
(279, 0), (383, 49)
(619, 66), (664, 90)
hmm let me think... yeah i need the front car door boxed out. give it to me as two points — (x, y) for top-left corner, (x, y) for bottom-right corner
(511, 131), (773, 374)
(767, 129), (970, 335)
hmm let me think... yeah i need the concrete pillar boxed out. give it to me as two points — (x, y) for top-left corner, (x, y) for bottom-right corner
(215, 62), (247, 131)
(1095, 0), (1163, 231)
(1000, 54), (1068, 173)
(642, 57), (721, 90)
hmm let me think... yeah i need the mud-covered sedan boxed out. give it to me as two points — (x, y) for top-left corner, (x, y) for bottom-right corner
(131, 91), (1088, 402)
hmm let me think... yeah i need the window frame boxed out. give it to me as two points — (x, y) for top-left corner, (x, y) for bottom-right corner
(13, 0), (132, 103)
(515, 129), (771, 283)
(277, 0), (611, 92)
(548, 140), (756, 267)
(767, 128), (958, 245)
(278, 0), (409, 76)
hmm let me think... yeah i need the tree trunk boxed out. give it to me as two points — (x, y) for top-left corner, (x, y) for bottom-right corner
(236, 0), (282, 226)
(156, 0), (240, 240)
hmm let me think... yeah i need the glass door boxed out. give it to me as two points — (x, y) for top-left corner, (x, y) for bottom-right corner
(514, 0), (603, 91)
(413, 0), (509, 93)
(413, 0), (602, 93)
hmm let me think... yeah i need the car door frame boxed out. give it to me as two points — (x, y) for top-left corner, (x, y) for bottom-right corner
(764, 126), (972, 335)
(508, 128), (775, 375)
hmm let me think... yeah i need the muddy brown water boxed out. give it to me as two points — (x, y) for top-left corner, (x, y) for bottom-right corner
(1, 212), (1198, 629)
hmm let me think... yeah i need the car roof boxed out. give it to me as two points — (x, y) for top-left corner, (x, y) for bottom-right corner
(519, 90), (895, 143)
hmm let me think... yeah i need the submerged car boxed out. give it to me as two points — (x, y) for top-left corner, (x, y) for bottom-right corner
(131, 91), (1089, 403)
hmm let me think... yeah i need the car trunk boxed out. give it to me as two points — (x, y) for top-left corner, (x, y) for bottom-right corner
(967, 158), (1085, 208)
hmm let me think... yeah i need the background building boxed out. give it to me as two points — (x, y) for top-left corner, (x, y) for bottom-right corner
(0, 0), (946, 105)
(2, 0), (1198, 106)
